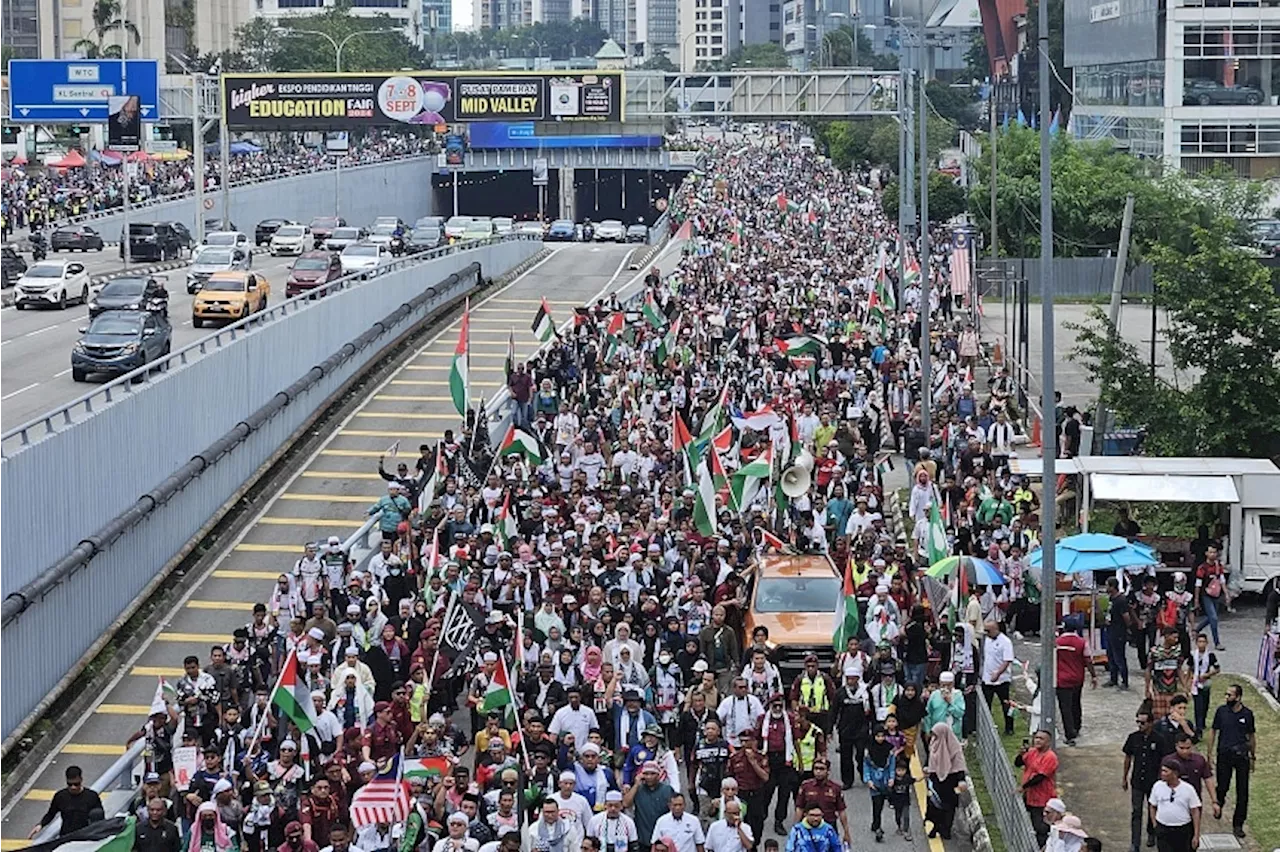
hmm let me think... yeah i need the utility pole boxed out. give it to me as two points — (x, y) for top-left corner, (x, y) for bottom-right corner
(989, 83), (998, 263)
(1037, 0), (1059, 744)
(918, 21), (931, 438)
(193, 74), (206, 245)
(897, 70), (908, 310)
(121, 48), (131, 266)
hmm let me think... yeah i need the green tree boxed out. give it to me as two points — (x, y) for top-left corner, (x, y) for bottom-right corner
(72, 0), (141, 59)
(709, 42), (790, 70)
(1024, 0), (1070, 118)
(963, 30), (989, 81)
(926, 79), (979, 132)
(269, 4), (426, 72)
(1068, 223), (1280, 458)
(640, 53), (677, 71)
(881, 171), (966, 223)
(229, 17), (283, 71)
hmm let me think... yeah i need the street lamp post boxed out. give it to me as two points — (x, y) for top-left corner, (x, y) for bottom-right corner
(529, 38), (543, 68)
(277, 27), (400, 216)
(681, 31), (698, 73)
(823, 26), (853, 68)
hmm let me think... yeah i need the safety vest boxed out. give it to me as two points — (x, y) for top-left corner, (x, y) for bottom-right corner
(409, 682), (429, 723)
(799, 674), (829, 712)
(850, 560), (872, 590)
(796, 724), (820, 771)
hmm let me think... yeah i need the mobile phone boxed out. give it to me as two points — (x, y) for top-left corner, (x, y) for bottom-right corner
(1021, 738), (1030, 748)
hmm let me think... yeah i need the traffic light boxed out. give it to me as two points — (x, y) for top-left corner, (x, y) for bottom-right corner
(1, 127), (18, 144)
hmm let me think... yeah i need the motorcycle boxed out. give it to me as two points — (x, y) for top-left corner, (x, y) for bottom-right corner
(29, 232), (47, 262)
(581, 222), (594, 242)
(389, 235), (406, 256)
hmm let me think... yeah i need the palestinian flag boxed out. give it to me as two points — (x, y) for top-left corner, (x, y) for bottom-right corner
(418, 444), (447, 513)
(271, 648), (318, 737)
(449, 301), (469, 418)
(423, 527), (442, 577)
(532, 298), (556, 343)
(698, 381), (730, 443)
(904, 257), (921, 287)
(709, 443), (732, 507)
(481, 653), (514, 713)
(732, 405), (782, 432)
(867, 289), (887, 335)
(604, 311), (625, 360)
(495, 492), (519, 549)
(656, 313), (682, 363)
(498, 425), (543, 465)
(27, 816), (136, 852)
(642, 293), (666, 329)
(926, 498), (949, 565)
(404, 756), (453, 783)
(833, 556), (862, 650)
(729, 443), (772, 509)
(712, 426), (734, 454)
(692, 458), (718, 537)
(773, 191), (802, 215)
(774, 335), (826, 357)
(673, 412), (699, 483)
(875, 264), (897, 311)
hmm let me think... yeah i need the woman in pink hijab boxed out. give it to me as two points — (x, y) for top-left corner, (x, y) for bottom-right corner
(580, 645), (603, 682)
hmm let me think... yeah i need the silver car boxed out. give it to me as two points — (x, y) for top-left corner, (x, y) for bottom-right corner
(187, 247), (250, 293)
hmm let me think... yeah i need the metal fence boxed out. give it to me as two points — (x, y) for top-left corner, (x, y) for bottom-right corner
(0, 238), (542, 746)
(977, 257), (1154, 299)
(973, 697), (1041, 852)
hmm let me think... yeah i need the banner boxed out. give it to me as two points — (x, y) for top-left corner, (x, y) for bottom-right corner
(222, 71), (623, 129)
(108, 94), (141, 150)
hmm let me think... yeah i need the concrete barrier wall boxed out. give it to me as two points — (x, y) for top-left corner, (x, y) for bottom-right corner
(0, 238), (541, 742)
(82, 156), (436, 240)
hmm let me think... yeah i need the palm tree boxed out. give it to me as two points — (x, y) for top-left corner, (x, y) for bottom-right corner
(72, 0), (141, 59)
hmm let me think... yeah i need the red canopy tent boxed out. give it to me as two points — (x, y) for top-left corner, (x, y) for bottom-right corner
(11, 154), (28, 165)
(52, 150), (86, 168)
(126, 150), (153, 162)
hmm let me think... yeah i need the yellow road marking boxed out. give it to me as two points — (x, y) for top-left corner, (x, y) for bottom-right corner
(340, 429), (443, 439)
(487, 298), (579, 305)
(320, 449), (400, 458)
(212, 569), (287, 579)
(25, 789), (56, 801)
(279, 493), (375, 503)
(187, 600), (256, 611)
(373, 394), (454, 402)
(354, 412), (457, 420)
(299, 471), (385, 480)
(97, 703), (153, 715)
(389, 379), (500, 388)
(133, 666), (186, 677)
(4, 841), (35, 851)
(404, 364), (506, 372)
(233, 543), (303, 553)
(62, 743), (126, 756)
(258, 516), (363, 527)
(157, 632), (234, 643)
(911, 752), (946, 852)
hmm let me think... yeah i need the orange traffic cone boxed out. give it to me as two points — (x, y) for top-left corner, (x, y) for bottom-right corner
(992, 339), (1004, 365)
(1029, 415), (1042, 449)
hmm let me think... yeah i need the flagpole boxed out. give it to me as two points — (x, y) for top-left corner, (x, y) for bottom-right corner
(426, 587), (457, 694)
(246, 649), (292, 758)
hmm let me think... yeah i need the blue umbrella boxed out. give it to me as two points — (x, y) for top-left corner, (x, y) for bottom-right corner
(1027, 533), (1158, 575)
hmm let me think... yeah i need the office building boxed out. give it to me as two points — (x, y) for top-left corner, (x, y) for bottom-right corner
(635, 0), (680, 58)
(259, 0), (419, 43)
(1065, 0), (1280, 175)
(740, 0), (782, 49)
(423, 0), (453, 36)
(678, 0), (742, 68)
(782, 0), (848, 68)
(474, 0), (534, 29)
(2, 0), (40, 60)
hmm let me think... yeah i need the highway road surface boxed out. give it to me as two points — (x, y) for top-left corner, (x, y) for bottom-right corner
(2, 247), (311, 433)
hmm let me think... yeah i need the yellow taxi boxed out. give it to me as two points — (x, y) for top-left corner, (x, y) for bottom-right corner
(744, 553), (841, 677)
(192, 271), (270, 328)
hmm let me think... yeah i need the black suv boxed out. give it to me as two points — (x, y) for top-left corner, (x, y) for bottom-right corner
(89, 275), (170, 318)
(2, 245), (27, 287)
(255, 218), (294, 246)
(120, 222), (183, 261)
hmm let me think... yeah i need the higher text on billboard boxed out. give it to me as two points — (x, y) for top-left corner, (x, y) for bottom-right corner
(221, 71), (623, 129)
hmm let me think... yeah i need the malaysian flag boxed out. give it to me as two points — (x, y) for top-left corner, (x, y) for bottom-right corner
(950, 229), (973, 297)
(349, 752), (410, 828)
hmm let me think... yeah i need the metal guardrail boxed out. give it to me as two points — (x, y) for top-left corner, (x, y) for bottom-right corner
(973, 697), (1041, 852)
(1, 235), (536, 455)
(25, 511), (384, 844)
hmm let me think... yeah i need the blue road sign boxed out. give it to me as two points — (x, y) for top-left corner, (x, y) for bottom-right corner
(8, 59), (160, 124)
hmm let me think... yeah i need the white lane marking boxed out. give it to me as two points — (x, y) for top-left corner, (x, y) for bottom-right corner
(54, 368), (73, 378)
(2, 382), (40, 400)
(23, 323), (62, 338)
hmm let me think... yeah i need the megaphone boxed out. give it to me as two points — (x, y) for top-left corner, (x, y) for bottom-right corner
(780, 464), (812, 499)
(793, 446), (815, 473)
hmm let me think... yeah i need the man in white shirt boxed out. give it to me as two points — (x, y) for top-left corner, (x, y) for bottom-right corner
(527, 800), (581, 852)
(549, 772), (592, 843)
(550, 686), (600, 748)
(716, 678), (764, 748)
(981, 620), (1016, 736)
(705, 801), (753, 852)
(433, 813), (480, 852)
(650, 792), (705, 852)
(586, 791), (637, 852)
(1148, 759), (1201, 852)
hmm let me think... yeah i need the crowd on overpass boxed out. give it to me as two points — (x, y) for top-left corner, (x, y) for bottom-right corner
(31, 132), (1259, 852)
(0, 133), (437, 238)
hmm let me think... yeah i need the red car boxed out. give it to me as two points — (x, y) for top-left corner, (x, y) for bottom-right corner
(286, 250), (343, 298)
